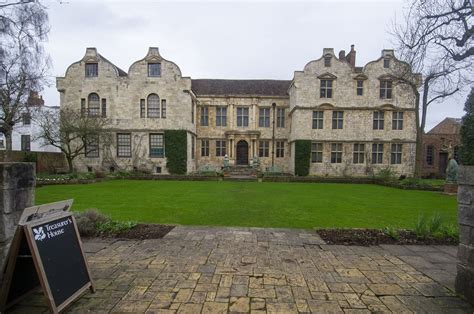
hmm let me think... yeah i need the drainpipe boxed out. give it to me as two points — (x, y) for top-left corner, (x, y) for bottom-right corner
(272, 102), (276, 167)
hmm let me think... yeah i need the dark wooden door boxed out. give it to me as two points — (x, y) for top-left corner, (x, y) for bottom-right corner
(439, 152), (448, 176)
(236, 140), (248, 165)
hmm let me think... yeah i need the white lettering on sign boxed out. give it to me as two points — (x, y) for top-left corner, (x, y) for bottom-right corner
(34, 217), (73, 242)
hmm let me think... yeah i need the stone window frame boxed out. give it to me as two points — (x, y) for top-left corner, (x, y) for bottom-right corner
(149, 133), (164, 158)
(383, 58), (391, 68)
(392, 111), (404, 130)
(201, 139), (209, 157)
(332, 111), (344, 129)
(200, 106), (209, 126)
(258, 107), (270, 128)
(236, 107), (249, 127)
(331, 143), (343, 164)
(101, 98), (107, 118)
(380, 80), (393, 99)
(147, 94), (161, 118)
(320, 79), (333, 98)
(85, 62), (98, 77)
(258, 140), (270, 158)
(312, 111), (324, 129)
(373, 111), (385, 130)
(390, 143), (402, 164)
(426, 145), (434, 166)
(276, 141), (285, 158)
(21, 134), (31, 152)
(311, 142), (323, 163)
(353, 143), (365, 164)
(372, 143), (384, 164)
(216, 140), (226, 157)
(88, 93), (101, 116)
(85, 135), (99, 158)
(324, 55), (331, 67)
(356, 80), (364, 96)
(277, 108), (285, 128)
(147, 62), (161, 77)
(117, 133), (132, 158)
(216, 106), (227, 127)
(140, 99), (145, 118)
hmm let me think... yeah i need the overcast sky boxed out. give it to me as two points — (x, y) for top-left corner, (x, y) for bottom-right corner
(41, 0), (470, 131)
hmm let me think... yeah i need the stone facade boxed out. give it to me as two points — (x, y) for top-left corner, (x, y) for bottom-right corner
(422, 118), (461, 178)
(456, 165), (474, 305)
(0, 163), (35, 285)
(57, 46), (418, 176)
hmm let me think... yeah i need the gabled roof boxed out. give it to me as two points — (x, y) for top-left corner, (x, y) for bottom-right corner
(427, 117), (462, 135)
(98, 54), (127, 77)
(191, 79), (291, 97)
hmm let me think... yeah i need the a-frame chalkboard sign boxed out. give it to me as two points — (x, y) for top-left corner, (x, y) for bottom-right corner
(0, 200), (94, 313)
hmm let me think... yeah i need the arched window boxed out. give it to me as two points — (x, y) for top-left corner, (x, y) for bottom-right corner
(88, 93), (100, 116)
(147, 94), (160, 118)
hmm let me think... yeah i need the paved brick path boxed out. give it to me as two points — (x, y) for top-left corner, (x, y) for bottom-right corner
(9, 226), (474, 313)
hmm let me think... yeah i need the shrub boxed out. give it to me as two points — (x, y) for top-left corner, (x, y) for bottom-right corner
(164, 130), (187, 174)
(375, 166), (397, 183)
(383, 226), (400, 240)
(74, 209), (108, 237)
(294, 140), (311, 176)
(414, 214), (429, 239)
(460, 88), (474, 165)
(428, 212), (443, 235)
(74, 209), (136, 237)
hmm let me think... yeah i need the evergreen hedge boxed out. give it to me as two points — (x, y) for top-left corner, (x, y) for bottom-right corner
(295, 140), (311, 176)
(164, 130), (187, 174)
(460, 88), (474, 165)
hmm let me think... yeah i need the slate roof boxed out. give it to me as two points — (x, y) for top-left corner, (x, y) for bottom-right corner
(98, 54), (127, 77)
(191, 79), (291, 97)
(427, 117), (462, 135)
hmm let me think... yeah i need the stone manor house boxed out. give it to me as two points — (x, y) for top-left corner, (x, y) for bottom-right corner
(57, 45), (418, 176)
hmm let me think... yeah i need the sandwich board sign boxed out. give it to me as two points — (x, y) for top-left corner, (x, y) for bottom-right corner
(0, 200), (94, 313)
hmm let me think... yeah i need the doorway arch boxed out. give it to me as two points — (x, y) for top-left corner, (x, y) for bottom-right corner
(236, 140), (249, 165)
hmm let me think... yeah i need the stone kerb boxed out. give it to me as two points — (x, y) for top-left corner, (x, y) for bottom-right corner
(455, 165), (474, 305)
(0, 162), (35, 284)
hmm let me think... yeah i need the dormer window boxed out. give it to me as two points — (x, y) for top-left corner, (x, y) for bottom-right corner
(148, 63), (161, 77)
(85, 63), (98, 77)
(383, 58), (390, 68)
(356, 80), (363, 96)
(324, 56), (331, 67)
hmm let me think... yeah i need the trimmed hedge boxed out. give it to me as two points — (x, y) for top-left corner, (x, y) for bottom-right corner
(165, 130), (188, 175)
(294, 140), (311, 176)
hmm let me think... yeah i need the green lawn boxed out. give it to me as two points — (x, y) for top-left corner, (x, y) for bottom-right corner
(36, 180), (457, 229)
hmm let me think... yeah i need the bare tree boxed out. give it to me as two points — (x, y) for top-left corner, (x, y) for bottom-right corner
(0, 1), (50, 158)
(35, 108), (108, 173)
(390, 0), (473, 177)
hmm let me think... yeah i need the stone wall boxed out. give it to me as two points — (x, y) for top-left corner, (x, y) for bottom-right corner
(0, 163), (35, 284)
(456, 165), (474, 305)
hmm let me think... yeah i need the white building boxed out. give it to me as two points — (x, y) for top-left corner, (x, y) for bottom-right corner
(0, 93), (60, 153)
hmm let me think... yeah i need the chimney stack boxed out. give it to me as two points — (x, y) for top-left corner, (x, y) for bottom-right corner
(346, 44), (356, 67)
(338, 50), (346, 61)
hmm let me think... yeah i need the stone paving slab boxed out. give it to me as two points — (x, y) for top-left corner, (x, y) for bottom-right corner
(7, 226), (474, 313)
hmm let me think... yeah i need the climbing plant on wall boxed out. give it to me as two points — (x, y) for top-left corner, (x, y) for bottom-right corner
(164, 130), (188, 174)
(295, 140), (311, 176)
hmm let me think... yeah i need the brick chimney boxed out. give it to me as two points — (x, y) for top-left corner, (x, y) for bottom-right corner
(346, 45), (356, 67)
(338, 50), (346, 61)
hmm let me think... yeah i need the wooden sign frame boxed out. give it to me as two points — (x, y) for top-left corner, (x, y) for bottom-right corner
(0, 201), (94, 313)
(23, 211), (95, 313)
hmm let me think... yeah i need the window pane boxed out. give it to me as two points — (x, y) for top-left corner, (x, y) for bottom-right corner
(147, 94), (160, 118)
(150, 134), (164, 157)
(148, 63), (161, 77)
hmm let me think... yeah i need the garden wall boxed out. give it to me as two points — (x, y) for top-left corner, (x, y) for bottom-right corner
(0, 151), (66, 174)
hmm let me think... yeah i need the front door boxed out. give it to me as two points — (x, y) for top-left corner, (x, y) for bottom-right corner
(236, 140), (249, 165)
(439, 152), (448, 176)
